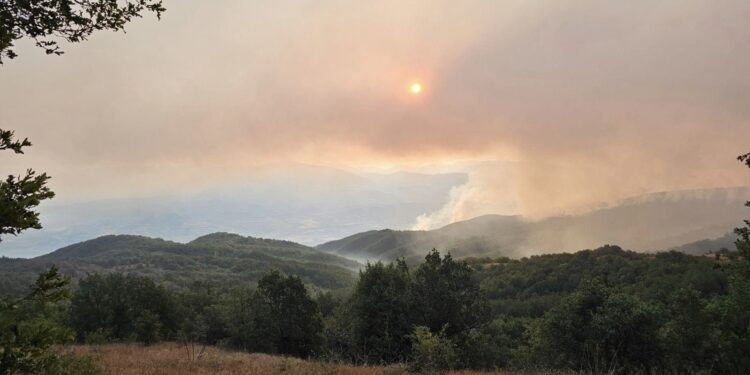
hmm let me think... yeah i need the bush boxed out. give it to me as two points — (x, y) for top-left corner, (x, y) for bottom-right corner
(70, 273), (176, 343)
(83, 329), (112, 345)
(0, 267), (74, 375)
(224, 271), (323, 358)
(410, 326), (456, 373)
(37, 353), (103, 375)
(134, 310), (163, 345)
(528, 280), (661, 374)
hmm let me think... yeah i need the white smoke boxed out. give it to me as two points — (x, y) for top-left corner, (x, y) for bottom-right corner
(412, 162), (521, 230)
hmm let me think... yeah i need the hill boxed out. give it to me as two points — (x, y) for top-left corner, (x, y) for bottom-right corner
(316, 215), (525, 262)
(317, 186), (750, 260)
(0, 167), (466, 258)
(666, 232), (738, 255)
(0, 233), (360, 296)
(467, 245), (729, 317)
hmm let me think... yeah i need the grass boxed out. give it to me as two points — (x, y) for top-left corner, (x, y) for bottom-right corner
(61, 343), (531, 374)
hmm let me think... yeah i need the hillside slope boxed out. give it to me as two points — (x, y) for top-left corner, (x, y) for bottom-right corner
(666, 232), (738, 255)
(318, 186), (750, 260)
(468, 245), (728, 317)
(0, 233), (359, 296)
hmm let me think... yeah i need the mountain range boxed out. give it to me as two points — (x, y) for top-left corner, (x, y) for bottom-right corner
(0, 166), (466, 258)
(1, 185), (747, 296)
(317, 186), (750, 261)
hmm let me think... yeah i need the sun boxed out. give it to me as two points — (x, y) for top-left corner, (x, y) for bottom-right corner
(409, 82), (423, 95)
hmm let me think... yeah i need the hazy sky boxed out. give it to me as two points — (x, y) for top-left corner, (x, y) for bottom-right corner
(2, 0), (749, 230)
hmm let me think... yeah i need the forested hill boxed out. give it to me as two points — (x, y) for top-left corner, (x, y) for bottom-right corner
(468, 245), (730, 318)
(0, 233), (359, 296)
(316, 215), (525, 261)
(317, 186), (750, 261)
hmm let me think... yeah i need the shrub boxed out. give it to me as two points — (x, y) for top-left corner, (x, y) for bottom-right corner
(37, 353), (103, 375)
(134, 310), (163, 345)
(410, 325), (456, 373)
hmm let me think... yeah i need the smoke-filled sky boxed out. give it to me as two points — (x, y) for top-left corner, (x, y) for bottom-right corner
(2, 0), (750, 231)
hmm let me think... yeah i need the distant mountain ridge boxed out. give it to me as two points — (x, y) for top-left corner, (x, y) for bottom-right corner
(0, 232), (359, 297)
(317, 186), (750, 261)
(0, 167), (466, 258)
(666, 232), (738, 255)
(3, 186), (747, 295)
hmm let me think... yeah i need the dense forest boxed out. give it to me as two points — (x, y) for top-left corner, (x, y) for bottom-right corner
(0, 233), (359, 296)
(2, 243), (749, 374)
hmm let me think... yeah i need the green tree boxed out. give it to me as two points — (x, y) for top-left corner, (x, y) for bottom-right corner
(314, 291), (341, 318)
(709, 270), (750, 373)
(412, 250), (490, 337)
(460, 315), (529, 370)
(410, 325), (457, 373)
(0, 267), (74, 374)
(321, 299), (355, 361)
(659, 288), (720, 373)
(735, 152), (750, 259)
(709, 152), (750, 375)
(347, 260), (413, 363)
(225, 271), (323, 358)
(529, 280), (660, 374)
(256, 270), (323, 358)
(175, 283), (227, 347)
(70, 273), (176, 343)
(411, 249), (491, 369)
(225, 287), (276, 353)
(0, 0), (165, 63)
(133, 310), (162, 346)
(0, 129), (54, 243)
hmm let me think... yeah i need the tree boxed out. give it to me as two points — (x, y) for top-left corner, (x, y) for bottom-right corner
(460, 315), (529, 370)
(529, 280), (660, 374)
(225, 271), (323, 358)
(347, 260), (413, 363)
(739, 152), (750, 168)
(70, 273), (176, 343)
(0, 267), (74, 374)
(133, 310), (162, 346)
(410, 325), (457, 373)
(0, 129), (54, 243)
(256, 271), (323, 358)
(659, 288), (720, 373)
(175, 283), (227, 349)
(735, 152), (750, 258)
(225, 287), (277, 353)
(409, 250), (491, 369)
(0, 0), (165, 63)
(708, 269), (750, 373)
(707, 151), (750, 373)
(412, 250), (490, 338)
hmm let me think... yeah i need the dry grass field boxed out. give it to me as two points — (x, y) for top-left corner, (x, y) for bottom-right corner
(61, 343), (530, 375)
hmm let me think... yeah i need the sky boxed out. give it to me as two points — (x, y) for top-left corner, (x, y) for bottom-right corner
(2, 0), (750, 240)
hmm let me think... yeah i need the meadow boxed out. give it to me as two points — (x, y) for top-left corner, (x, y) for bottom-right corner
(62, 343), (537, 375)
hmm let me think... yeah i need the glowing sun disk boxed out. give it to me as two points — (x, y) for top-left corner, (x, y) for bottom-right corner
(409, 82), (423, 94)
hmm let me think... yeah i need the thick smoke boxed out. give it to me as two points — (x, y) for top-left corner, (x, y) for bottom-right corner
(1, 0), (749, 217)
(411, 0), (750, 227)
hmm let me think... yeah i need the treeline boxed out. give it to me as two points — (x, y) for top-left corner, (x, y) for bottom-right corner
(3, 246), (750, 374)
(65, 250), (488, 368)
